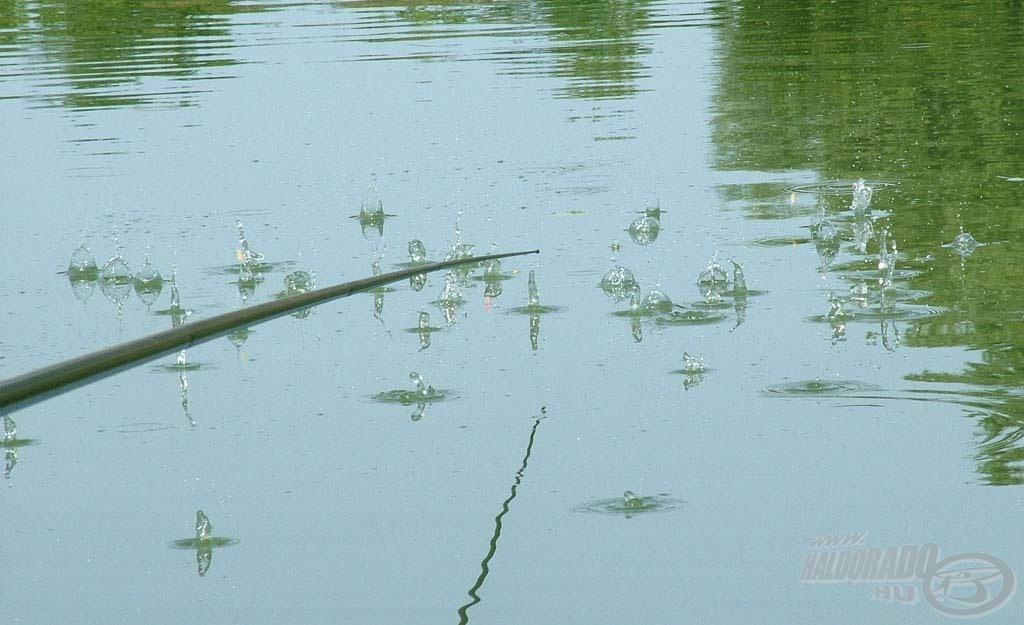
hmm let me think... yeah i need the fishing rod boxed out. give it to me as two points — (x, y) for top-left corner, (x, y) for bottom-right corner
(0, 249), (539, 414)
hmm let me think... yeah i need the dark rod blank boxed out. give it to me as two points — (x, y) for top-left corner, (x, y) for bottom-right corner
(0, 249), (539, 413)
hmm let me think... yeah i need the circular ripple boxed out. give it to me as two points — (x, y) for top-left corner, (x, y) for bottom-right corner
(655, 310), (728, 326)
(169, 537), (239, 549)
(574, 493), (686, 517)
(104, 422), (176, 434)
(762, 379), (880, 397)
(505, 305), (565, 315)
(806, 304), (945, 323)
(789, 180), (899, 196)
(370, 389), (454, 405)
(750, 236), (812, 247)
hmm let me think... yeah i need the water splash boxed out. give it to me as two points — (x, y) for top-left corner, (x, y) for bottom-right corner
(176, 351), (195, 428)
(851, 178), (873, 212)
(417, 311), (433, 350)
(574, 491), (686, 518)
(681, 352), (706, 374)
(730, 260), (747, 295)
(483, 258), (502, 280)
(679, 352), (707, 389)
(643, 290), (673, 313)
(877, 227), (890, 272)
(408, 239), (427, 264)
(527, 270), (540, 308)
(811, 216), (839, 271)
(438, 271), (462, 305)
(2, 415), (16, 445)
(446, 242), (476, 262)
(68, 232), (99, 280)
(627, 213), (660, 246)
(881, 240), (898, 291)
(284, 270), (314, 294)
(100, 250), (132, 285)
(944, 232), (984, 257)
(407, 244), (428, 291)
(826, 293), (847, 344)
(360, 185), (385, 223)
(530, 309), (540, 351)
(437, 271), (463, 325)
(697, 256), (728, 285)
(236, 220), (264, 268)
(849, 281), (869, 307)
(409, 372), (435, 398)
(628, 286), (642, 314)
(195, 510), (213, 541)
(853, 208), (874, 254)
(167, 267), (189, 328)
(599, 266), (638, 301)
(372, 262), (386, 321)
(100, 241), (132, 311)
(622, 490), (644, 509)
(482, 258), (504, 299)
(133, 254), (164, 306)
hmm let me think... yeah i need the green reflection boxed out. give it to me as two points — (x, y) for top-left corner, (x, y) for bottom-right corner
(348, 0), (655, 109)
(536, 0), (655, 102)
(20, 0), (268, 109)
(711, 1), (1024, 483)
(457, 409), (544, 624)
(908, 350), (1024, 486)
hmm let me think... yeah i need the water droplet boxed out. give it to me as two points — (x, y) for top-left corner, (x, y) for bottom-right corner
(100, 252), (133, 307)
(284, 271), (314, 294)
(527, 270), (540, 308)
(945, 232), (984, 257)
(599, 266), (638, 301)
(2, 415), (16, 444)
(195, 510), (213, 541)
(681, 352), (706, 374)
(826, 294), (845, 320)
(628, 287), (642, 313)
(168, 268), (189, 328)
(408, 239), (427, 264)
(101, 254), (132, 284)
(730, 260), (747, 294)
(643, 290), (673, 313)
(133, 254), (164, 305)
(849, 281), (869, 307)
(877, 227), (890, 271)
(811, 218), (839, 270)
(68, 235), (99, 281)
(236, 221), (264, 272)
(438, 271), (461, 306)
(360, 186), (384, 222)
(623, 490), (644, 509)
(627, 215), (661, 246)
(409, 372), (436, 399)
(851, 178), (873, 212)
(642, 197), (662, 219)
(483, 258), (502, 280)
(697, 257), (728, 285)
(445, 242), (475, 262)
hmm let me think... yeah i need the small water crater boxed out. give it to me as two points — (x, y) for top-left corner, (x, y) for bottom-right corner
(762, 379), (881, 397)
(574, 490), (686, 518)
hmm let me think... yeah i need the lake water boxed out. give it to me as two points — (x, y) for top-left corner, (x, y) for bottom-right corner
(3, 1), (1024, 623)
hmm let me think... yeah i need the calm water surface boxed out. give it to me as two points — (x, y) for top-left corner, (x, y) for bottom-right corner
(3, 1), (1024, 623)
